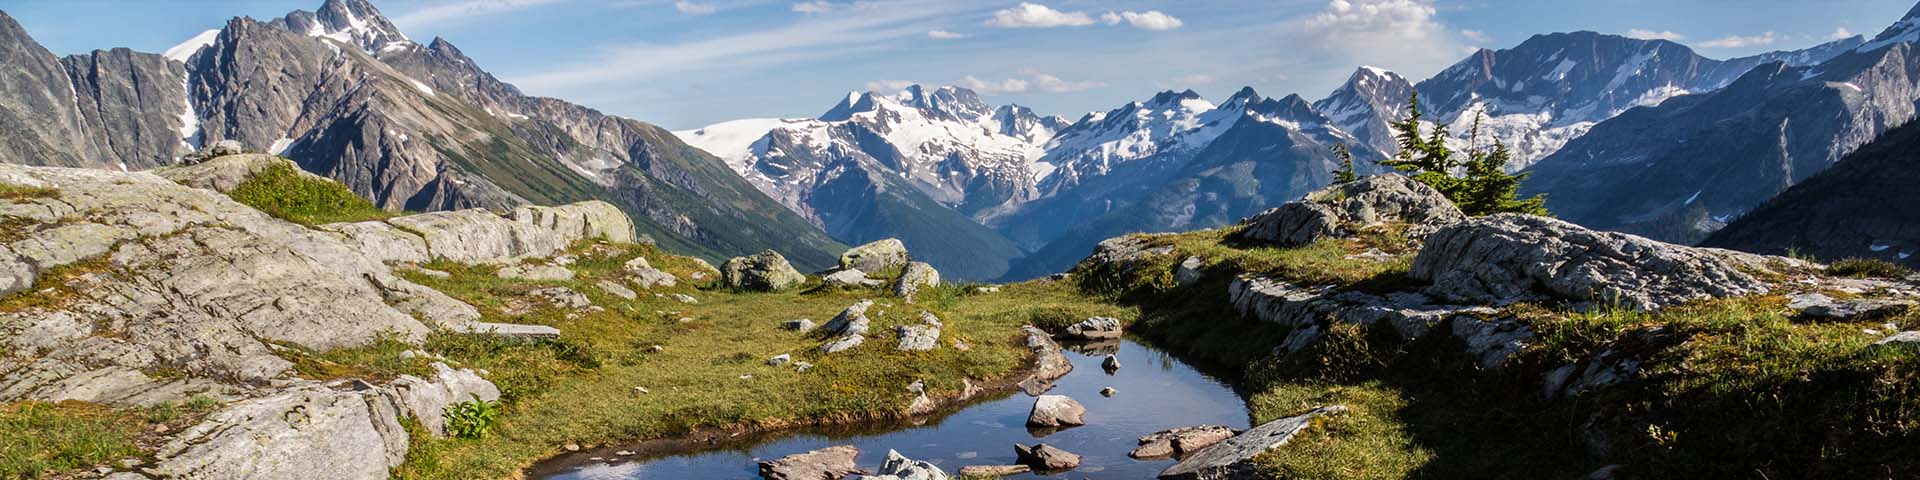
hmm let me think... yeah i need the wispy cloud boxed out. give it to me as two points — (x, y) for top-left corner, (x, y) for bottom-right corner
(865, 79), (918, 94)
(792, 1), (834, 14)
(391, 0), (568, 30)
(1698, 31), (1777, 48)
(675, 0), (718, 15)
(1460, 29), (1487, 42)
(986, 3), (1093, 28)
(1623, 29), (1684, 41)
(927, 29), (967, 39)
(959, 70), (1106, 94)
(1100, 10), (1183, 31)
(1286, 0), (1465, 81)
(512, 1), (981, 92)
(1830, 27), (1855, 40)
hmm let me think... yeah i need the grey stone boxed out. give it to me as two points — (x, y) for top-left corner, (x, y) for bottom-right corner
(892, 261), (940, 302)
(669, 293), (698, 304)
(1016, 326), (1074, 396)
(317, 221), (431, 265)
(629, 267), (678, 289)
(1175, 256), (1206, 287)
(1027, 395), (1086, 427)
(721, 250), (805, 291)
(767, 354), (791, 366)
(510, 201), (636, 244)
(896, 325), (940, 351)
(1013, 443), (1081, 471)
(1787, 292), (1913, 320)
(1158, 406), (1348, 480)
(820, 335), (865, 354)
(821, 268), (882, 288)
(957, 465), (1030, 477)
(1102, 354), (1121, 371)
(449, 322), (561, 341)
(386, 209), (570, 264)
(159, 154), (317, 193)
(530, 287), (593, 310)
(757, 445), (862, 480)
(1059, 316), (1122, 340)
(1450, 317), (1537, 370)
(388, 362), (500, 437)
(1411, 214), (1770, 311)
(840, 238), (910, 273)
(596, 280), (638, 300)
(1236, 174), (1465, 247)
(1872, 331), (1920, 350)
(782, 319), (817, 332)
(1073, 236), (1174, 277)
(820, 300), (874, 337)
(1132, 425), (1238, 459)
(867, 449), (949, 480)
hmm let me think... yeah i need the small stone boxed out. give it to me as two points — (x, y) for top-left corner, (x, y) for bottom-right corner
(959, 465), (1031, 477)
(632, 387), (649, 395)
(739, 374), (754, 380)
(670, 293), (698, 304)
(616, 450), (634, 456)
(768, 354), (792, 366)
(782, 319), (817, 332)
(1100, 387), (1116, 397)
(1102, 354), (1121, 371)
(647, 345), (665, 353)
(792, 361), (813, 373)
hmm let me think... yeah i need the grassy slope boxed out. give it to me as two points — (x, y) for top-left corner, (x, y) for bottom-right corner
(382, 241), (1130, 479)
(1079, 224), (1920, 479)
(225, 162), (394, 226)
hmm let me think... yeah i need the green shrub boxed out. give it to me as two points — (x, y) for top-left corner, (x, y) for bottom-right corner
(443, 395), (501, 439)
(226, 163), (391, 226)
(1829, 258), (1911, 279)
(0, 183), (56, 200)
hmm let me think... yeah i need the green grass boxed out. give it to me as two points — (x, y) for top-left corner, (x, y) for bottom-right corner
(226, 162), (393, 226)
(1829, 257), (1912, 279)
(0, 257), (113, 314)
(374, 240), (1131, 478)
(0, 397), (220, 479)
(1082, 223), (1920, 479)
(0, 183), (56, 200)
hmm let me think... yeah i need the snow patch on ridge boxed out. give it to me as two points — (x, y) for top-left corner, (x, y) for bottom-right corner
(163, 29), (221, 63)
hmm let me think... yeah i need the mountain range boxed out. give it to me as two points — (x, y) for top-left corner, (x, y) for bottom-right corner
(0, 0), (846, 270)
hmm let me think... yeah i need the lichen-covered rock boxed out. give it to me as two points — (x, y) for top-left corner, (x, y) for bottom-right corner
(1174, 256), (1206, 287)
(387, 363), (501, 437)
(721, 250), (805, 291)
(151, 384), (408, 480)
(892, 261), (940, 302)
(596, 280), (638, 300)
(820, 300), (874, 337)
(1411, 214), (1769, 311)
(819, 334), (865, 354)
(1236, 174), (1465, 247)
(1158, 406), (1348, 480)
(840, 238), (910, 273)
(1027, 395), (1086, 427)
(758, 445), (863, 480)
(629, 267), (678, 289)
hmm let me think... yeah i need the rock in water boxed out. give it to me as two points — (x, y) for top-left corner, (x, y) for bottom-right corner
(1013, 443), (1082, 471)
(757, 445), (862, 480)
(1131, 425), (1238, 459)
(1027, 395), (1087, 427)
(1102, 354), (1121, 371)
(1060, 316), (1123, 340)
(1236, 174), (1466, 247)
(1410, 214), (1769, 311)
(721, 250), (805, 291)
(840, 238), (910, 273)
(1016, 326), (1074, 396)
(958, 465), (1031, 477)
(1100, 387), (1117, 397)
(892, 261), (940, 302)
(1158, 406), (1347, 480)
(866, 449), (949, 480)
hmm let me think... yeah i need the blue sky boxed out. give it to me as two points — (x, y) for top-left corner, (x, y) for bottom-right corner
(8, 0), (1914, 129)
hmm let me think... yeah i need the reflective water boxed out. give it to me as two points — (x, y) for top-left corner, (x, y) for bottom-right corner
(532, 339), (1248, 479)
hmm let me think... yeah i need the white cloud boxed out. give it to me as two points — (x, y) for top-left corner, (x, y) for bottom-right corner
(986, 3), (1093, 28)
(1460, 29), (1487, 42)
(1623, 29), (1684, 41)
(1831, 27), (1855, 40)
(927, 29), (967, 39)
(865, 80), (918, 94)
(1100, 10), (1184, 31)
(793, 1), (834, 14)
(391, 0), (567, 29)
(958, 70), (1105, 94)
(1288, 0), (1464, 81)
(1173, 74), (1214, 85)
(1698, 31), (1778, 49)
(675, 0), (717, 15)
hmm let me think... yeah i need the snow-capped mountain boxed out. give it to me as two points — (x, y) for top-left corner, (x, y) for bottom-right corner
(1313, 66), (1415, 156)
(0, 0), (849, 270)
(1034, 89), (1234, 195)
(1523, 3), (1920, 244)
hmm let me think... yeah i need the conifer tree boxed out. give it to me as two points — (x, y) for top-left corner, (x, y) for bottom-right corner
(1331, 143), (1358, 184)
(1380, 92), (1548, 216)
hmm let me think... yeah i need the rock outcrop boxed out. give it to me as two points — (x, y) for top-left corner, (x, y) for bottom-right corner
(1158, 406), (1348, 480)
(722, 250), (806, 291)
(1027, 395), (1086, 427)
(1411, 214), (1769, 311)
(1236, 174), (1465, 247)
(1132, 425), (1238, 459)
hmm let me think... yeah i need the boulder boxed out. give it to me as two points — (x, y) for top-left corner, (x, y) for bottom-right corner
(767, 354), (791, 366)
(757, 445), (862, 480)
(318, 221), (431, 265)
(1075, 235), (1173, 277)
(782, 319), (817, 332)
(866, 449), (948, 480)
(1410, 214), (1770, 311)
(820, 335), (865, 354)
(596, 280), (638, 300)
(629, 267), (678, 289)
(622, 256), (652, 271)
(820, 300), (875, 336)
(892, 261), (940, 302)
(178, 139), (245, 164)
(1872, 331), (1920, 351)
(821, 268), (882, 288)
(1787, 292), (1913, 320)
(1131, 425), (1238, 459)
(1059, 317), (1123, 340)
(497, 264), (574, 281)
(1101, 387), (1117, 397)
(722, 250), (806, 291)
(151, 384), (407, 480)
(1027, 395), (1086, 427)
(1016, 327), (1074, 396)
(896, 325), (940, 351)
(1236, 174), (1466, 247)
(840, 238), (910, 273)
(1158, 406), (1347, 480)
(388, 363), (501, 437)
(510, 201), (637, 244)
(1013, 443), (1081, 471)
(1174, 256), (1206, 287)
(448, 322), (561, 341)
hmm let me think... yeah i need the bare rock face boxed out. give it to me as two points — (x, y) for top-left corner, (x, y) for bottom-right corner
(840, 238), (910, 274)
(1411, 214), (1769, 311)
(1158, 406), (1348, 480)
(722, 250), (806, 291)
(1236, 174), (1466, 247)
(757, 445), (863, 480)
(1027, 395), (1087, 427)
(387, 209), (570, 264)
(0, 164), (475, 406)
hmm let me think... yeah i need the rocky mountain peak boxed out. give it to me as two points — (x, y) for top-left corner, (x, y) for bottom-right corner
(1858, 1), (1920, 52)
(273, 0), (412, 55)
(892, 84), (992, 122)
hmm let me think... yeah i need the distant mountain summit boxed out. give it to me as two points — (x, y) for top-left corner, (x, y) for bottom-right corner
(1702, 117), (1920, 267)
(0, 0), (847, 269)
